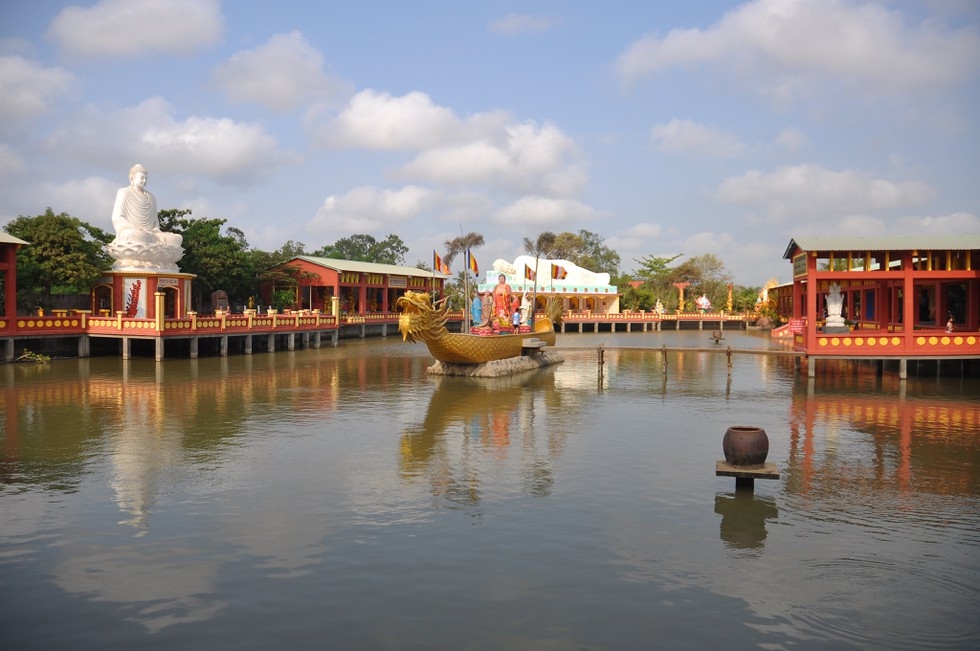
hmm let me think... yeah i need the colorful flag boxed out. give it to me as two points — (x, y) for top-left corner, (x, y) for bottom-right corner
(524, 264), (535, 281)
(467, 250), (479, 275)
(433, 251), (450, 275)
(551, 263), (567, 280)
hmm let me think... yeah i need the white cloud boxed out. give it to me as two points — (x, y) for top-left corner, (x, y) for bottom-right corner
(0, 144), (25, 177)
(47, 0), (222, 58)
(313, 90), (586, 197)
(716, 164), (934, 221)
(0, 55), (76, 121)
(44, 97), (283, 183)
(897, 211), (980, 233)
(494, 196), (598, 227)
(774, 128), (809, 152)
(36, 176), (120, 229)
(614, 0), (980, 98)
(214, 31), (348, 113)
(314, 90), (464, 150)
(684, 231), (735, 256)
(651, 119), (745, 158)
(401, 121), (586, 196)
(488, 14), (560, 36)
(623, 222), (664, 239)
(310, 185), (440, 234)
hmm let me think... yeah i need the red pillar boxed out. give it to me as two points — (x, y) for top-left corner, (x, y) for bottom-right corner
(2, 243), (19, 317)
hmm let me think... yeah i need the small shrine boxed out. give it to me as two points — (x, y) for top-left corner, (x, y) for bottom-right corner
(94, 163), (194, 319)
(476, 256), (620, 316)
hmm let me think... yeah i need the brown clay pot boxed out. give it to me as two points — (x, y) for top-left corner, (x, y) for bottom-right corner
(722, 426), (769, 466)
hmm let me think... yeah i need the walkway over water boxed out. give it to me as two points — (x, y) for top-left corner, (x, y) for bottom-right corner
(0, 309), (746, 361)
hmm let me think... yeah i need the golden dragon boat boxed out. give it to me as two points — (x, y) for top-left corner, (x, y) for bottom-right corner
(397, 291), (560, 364)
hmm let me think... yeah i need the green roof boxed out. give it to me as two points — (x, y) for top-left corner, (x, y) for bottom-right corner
(784, 235), (980, 259)
(293, 255), (447, 278)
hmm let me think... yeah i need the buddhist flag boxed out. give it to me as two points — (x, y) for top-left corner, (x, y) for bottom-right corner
(467, 249), (479, 275)
(433, 251), (450, 275)
(551, 263), (568, 280)
(524, 264), (536, 281)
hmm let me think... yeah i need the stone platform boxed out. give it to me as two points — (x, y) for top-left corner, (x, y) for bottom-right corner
(427, 351), (564, 377)
(716, 460), (780, 490)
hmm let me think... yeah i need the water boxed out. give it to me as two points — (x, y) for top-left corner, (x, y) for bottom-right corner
(2, 331), (978, 650)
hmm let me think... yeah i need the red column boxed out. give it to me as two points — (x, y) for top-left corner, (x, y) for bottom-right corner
(2, 244), (18, 317)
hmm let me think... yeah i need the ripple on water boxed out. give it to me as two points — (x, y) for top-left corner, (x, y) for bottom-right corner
(776, 555), (980, 650)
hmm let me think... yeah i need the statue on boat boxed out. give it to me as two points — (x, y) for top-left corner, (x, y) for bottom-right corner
(397, 291), (562, 365)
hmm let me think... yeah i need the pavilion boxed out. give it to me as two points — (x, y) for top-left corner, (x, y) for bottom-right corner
(782, 235), (980, 377)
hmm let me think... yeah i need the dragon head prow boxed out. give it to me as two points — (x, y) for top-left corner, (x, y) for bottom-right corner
(396, 291), (450, 343)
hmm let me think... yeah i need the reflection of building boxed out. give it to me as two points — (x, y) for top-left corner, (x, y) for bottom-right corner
(787, 382), (980, 498)
(782, 236), (980, 376)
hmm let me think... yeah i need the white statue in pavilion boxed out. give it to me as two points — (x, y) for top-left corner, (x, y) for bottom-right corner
(825, 282), (846, 327)
(107, 163), (183, 272)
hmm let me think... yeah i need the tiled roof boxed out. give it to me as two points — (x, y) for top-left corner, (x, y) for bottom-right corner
(783, 235), (980, 259)
(293, 255), (446, 278)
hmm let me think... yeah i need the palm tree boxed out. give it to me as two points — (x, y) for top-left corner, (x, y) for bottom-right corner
(523, 232), (557, 326)
(444, 231), (485, 332)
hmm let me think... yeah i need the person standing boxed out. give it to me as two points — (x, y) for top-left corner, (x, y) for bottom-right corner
(471, 291), (483, 326)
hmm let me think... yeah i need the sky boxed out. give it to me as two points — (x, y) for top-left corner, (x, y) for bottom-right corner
(1, 0), (978, 287)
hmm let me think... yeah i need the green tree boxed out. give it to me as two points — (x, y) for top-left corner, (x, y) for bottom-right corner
(546, 230), (620, 277)
(633, 253), (684, 310)
(670, 254), (732, 311)
(574, 229), (621, 278)
(159, 210), (252, 310)
(4, 208), (112, 311)
(443, 231), (485, 332)
(523, 232), (557, 324)
(443, 231), (484, 270)
(313, 233), (407, 264)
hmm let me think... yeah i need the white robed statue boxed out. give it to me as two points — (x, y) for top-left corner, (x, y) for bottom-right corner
(107, 163), (183, 272)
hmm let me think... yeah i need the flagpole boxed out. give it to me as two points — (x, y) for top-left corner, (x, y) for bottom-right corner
(463, 248), (470, 334)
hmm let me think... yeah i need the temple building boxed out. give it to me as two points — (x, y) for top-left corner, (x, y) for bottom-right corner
(477, 256), (620, 314)
(265, 256), (448, 315)
(781, 235), (980, 376)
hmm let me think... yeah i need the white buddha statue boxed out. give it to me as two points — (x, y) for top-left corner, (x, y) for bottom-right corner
(107, 163), (183, 272)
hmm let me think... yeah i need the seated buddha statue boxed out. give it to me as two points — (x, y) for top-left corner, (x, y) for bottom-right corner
(107, 163), (183, 272)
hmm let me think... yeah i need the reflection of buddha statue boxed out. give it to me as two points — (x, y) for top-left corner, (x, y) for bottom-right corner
(107, 163), (183, 272)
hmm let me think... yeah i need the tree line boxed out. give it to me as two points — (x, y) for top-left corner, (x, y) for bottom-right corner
(3, 208), (765, 315)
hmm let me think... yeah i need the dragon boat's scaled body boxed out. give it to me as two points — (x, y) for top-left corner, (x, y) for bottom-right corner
(397, 291), (559, 364)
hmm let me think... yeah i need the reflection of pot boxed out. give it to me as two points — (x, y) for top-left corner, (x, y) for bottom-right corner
(715, 492), (778, 552)
(722, 425), (769, 466)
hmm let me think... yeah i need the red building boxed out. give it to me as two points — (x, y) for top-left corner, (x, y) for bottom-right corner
(265, 256), (448, 315)
(782, 235), (980, 376)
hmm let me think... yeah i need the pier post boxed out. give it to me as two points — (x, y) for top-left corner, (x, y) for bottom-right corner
(244, 334), (253, 354)
(220, 336), (228, 356)
(78, 334), (90, 358)
(122, 337), (131, 360)
(190, 337), (199, 359)
(899, 358), (907, 380)
(155, 338), (164, 362)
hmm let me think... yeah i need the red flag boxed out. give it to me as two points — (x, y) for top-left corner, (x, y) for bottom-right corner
(524, 265), (535, 281)
(551, 263), (567, 280)
(433, 251), (450, 275)
(468, 250), (479, 275)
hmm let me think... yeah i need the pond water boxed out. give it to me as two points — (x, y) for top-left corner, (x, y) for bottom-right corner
(2, 330), (978, 650)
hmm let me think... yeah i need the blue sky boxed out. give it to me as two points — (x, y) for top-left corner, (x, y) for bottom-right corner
(2, 0), (978, 286)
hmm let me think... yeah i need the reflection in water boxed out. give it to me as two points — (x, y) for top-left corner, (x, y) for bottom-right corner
(714, 491), (778, 555)
(2, 342), (979, 648)
(400, 369), (569, 504)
